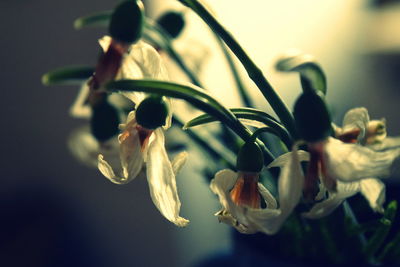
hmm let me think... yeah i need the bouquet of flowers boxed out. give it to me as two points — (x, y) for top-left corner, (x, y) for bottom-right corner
(43, 0), (400, 265)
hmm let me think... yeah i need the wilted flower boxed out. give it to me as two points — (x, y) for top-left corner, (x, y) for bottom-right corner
(303, 107), (400, 218)
(210, 143), (309, 235)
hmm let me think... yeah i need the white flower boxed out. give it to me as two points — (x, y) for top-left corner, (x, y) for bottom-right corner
(303, 107), (400, 218)
(69, 35), (188, 227)
(210, 148), (309, 235)
(98, 112), (189, 227)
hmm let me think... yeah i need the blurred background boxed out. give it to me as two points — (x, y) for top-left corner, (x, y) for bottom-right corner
(0, 0), (399, 266)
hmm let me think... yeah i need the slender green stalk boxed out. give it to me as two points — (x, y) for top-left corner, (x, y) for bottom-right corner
(173, 117), (235, 168)
(144, 20), (203, 87)
(343, 201), (367, 247)
(177, 0), (297, 138)
(214, 35), (253, 107)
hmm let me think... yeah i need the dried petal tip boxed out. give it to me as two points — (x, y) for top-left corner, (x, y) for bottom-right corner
(230, 172), (261, 209)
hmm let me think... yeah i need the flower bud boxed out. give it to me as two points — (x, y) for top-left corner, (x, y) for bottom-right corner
(294, 91), (332, 142)
(90, 100), (120, 142)
(109, 0), (144, 43)
(236, 142), (264, 172)
(135, 97), (169, 130)
(157, 11), (185, 39)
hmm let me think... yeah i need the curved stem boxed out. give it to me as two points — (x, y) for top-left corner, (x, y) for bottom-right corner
(214, 35), (253, 107)
(177, 0), (297, 138)
(144, 21), (203, 87)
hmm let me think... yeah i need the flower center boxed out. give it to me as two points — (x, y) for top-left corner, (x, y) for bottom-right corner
(230, 172), (261, 209)
(336, 128), (361, 144)
(136, 125), (153, 152)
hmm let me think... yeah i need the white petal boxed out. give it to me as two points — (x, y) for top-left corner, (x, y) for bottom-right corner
(209, 169), (237, 210)
(258, 183), (277, 209)
(303, 180), (360, 219)
(325, 138), (400, 181)
(277, 146), (306, 212)
(98, 36), (112, 52)
(342, 107), (369, 141)
(368, 136), (400, 151)
(130, 40), (169, 80)
(69, 83), (91, 119)
(146, 128), (189, 227)
(171, 151), (188, 175)
(267, 150), (309, 169)
(97, 114), (144, 184)
(359, 178), (385, 213)
(118, 120), (144, 180)
(302, 197), (345, 219)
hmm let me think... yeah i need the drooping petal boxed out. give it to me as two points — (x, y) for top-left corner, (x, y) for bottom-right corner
(97, 113), (144, 184)
(302, 181), (359, 219)
(325, 137), (400, 182)
(245, 148), (309, 235)
(359, 178), (385, 213)
(341, 107), (369, 142)
(209, 169), (237, 211)
(258, 183), (277, 209)
(146, 128), (189, 227)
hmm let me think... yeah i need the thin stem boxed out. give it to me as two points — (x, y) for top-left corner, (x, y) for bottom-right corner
(173, 117), (236, 168)
(214, 35), (253, 107)
(343, 201), (367, 246)
(144, 21), (203, 87)
(177, 0), (297, 138)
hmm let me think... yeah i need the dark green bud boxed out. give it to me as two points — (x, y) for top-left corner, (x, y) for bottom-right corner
(293, 91), (332, 142)
(109, 0), (144, 43)
(135, 97), (169, 129)
(236, 142), (264, 172)
(91, 100), (120, 142)
(157, 11), (185, 39)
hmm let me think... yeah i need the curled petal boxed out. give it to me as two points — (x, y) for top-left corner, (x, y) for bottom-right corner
(342, 107), (369, 141)
(210, 169), (237, 210)
(258, 183), (277, 209)
(146, 128), (189, 227)
(325, 138), (400, 181)
(302, 196), (345, 219)
(97, 114), (144, 184)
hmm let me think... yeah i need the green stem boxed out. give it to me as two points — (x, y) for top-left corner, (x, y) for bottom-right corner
(343, 201), (367, 247)
(214, 35), (253, 107)
(177, 0), (297, 138)
(173, 117), (236, 168)
(144, 20), (203, 87)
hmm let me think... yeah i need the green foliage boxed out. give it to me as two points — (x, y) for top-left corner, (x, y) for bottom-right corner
(42, 65), (94, 85)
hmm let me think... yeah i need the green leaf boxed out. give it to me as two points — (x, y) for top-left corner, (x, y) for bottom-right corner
(276, 52), (327, 95)
(184, 107), (292, 148)
(74, 11), (112, 29)
(107, 79), (248, 138)
(42, 65), (94, 85)
(106, 79), (276, 164)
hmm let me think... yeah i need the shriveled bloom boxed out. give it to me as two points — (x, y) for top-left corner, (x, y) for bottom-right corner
(303, 107), (400, 218)
(97, 110), (189, 227)
(294, 93), (400, 203)
(210, 145), (309, 235)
